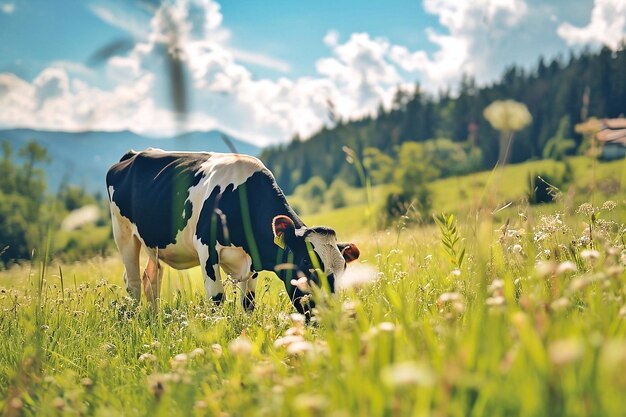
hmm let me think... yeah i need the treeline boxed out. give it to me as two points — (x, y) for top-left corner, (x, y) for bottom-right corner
(0, 141), (112, 266)
(261, 45), (626, 194)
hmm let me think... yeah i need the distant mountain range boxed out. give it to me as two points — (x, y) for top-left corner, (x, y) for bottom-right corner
(0, 129), (259, 195)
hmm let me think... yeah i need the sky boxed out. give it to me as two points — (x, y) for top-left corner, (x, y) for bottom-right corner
(0, 0), (625, 146)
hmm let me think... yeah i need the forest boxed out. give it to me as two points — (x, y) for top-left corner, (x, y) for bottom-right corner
(261, 45), (626, 194)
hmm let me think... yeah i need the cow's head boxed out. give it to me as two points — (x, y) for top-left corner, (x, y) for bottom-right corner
(272, 215), (360, 292)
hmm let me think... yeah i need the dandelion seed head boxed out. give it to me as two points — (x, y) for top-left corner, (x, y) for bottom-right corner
(336, 263), (378, 290)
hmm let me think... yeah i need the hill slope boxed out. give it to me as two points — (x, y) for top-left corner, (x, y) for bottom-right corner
(0, 129), (259, 194)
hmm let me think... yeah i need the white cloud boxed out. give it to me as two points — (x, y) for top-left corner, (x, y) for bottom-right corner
(389, 0), (530, 90)
(230, 48), (291, 73)
(1, 2), (15, 14)
(557, 0), (626, 49)
(1, 0), (624, 146)
(88, 3), (149, 38)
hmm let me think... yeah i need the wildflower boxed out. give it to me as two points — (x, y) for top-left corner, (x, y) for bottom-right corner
(139, 353), (157, 362)
(556, 261), (577, 275)
(53, 397), (65, 411)
(190, 348), (205, 358)
(486, 296), (505, 307)
(274, 335), (305, 348)
(290, 277), (310, 292)
(211, 344), (223, 358)
(548, 339), (584, 366)
(550, 298), (570, 311)
(581, 249), (600, 261)
(451, 268), (461, 277)
(336, 263), (378, 290)
(377, 322), (395, 333)
(381, 362), (435, 388)
(576, 203), (594, 216)
(229, 337), (253, 356)
(8, 397), (23, 410)
(194, 400), (208, 410)
(602, 200), (617, 211)
(487, 279), (504, 295)
(286, 340), (313, 356)
(81, 377), (94, 388)
(289, 313), (306, 327)
(437, 292), (466, 315)
(293, 393), (327, 413)
(172, 353), (188, 367)
(285, 325), (305, 337)
(438, 292), (462, 303)
(535, 261), (556, 277)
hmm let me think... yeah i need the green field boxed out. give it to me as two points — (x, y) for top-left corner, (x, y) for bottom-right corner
(2, 156), (626, 416)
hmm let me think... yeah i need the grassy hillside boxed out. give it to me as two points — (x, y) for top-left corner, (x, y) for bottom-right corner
(300, 156), (626, 237)
(2, 155), (626, 416)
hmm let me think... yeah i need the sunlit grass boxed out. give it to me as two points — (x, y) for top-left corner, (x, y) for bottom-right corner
(2, 155), (626, 416)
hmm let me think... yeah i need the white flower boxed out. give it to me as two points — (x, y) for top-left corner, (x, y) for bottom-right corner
(171, 353), (188, 368)
(229, 337), (253, 356)
(336, 263), (378, 290)
(289, 313), (306, 327)
(381, 362), (435, 388)
(535, 261), (556, 277)
(581, 249), (600, 261)
(548, 339), (584, 366)
(210, 344), (223, 358)
(139, 353), (157, 362)
(438, 292), (462, 303)
(189, 348), (204, 358)
(556, 261), (577, 275)
(274, 335), (305, 348)
(486, 296), (505, 306)
(286, 340), (313, 356)
(290, 277), (310, 292)
(377, 322), (395, 333)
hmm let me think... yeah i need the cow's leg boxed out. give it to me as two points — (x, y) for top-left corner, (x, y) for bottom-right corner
(206, 264), (225, 304)
(217, 245), (256, 311)
(110, 211), (142, 301)
(239, 272), (258, 312)
(196, 241), (225, 305)
(142, 257), (163, 307)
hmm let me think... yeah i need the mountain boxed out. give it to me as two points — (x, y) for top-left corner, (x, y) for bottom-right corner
(0, 129), (259, 195)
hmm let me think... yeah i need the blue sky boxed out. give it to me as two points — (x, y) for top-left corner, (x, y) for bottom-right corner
(0, 0), (624, 146)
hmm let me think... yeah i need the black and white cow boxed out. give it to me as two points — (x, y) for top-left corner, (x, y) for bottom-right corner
(106, 148), (360, 315)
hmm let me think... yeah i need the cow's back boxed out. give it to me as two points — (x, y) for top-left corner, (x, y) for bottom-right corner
(106, 149), (271, 252)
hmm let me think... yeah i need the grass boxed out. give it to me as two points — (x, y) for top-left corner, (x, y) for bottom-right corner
(2, 155), (626, 416)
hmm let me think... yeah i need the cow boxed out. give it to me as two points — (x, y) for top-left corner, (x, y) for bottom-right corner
(106, 148), (360, 316)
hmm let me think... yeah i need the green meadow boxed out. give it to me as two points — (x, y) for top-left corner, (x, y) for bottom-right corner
(2, 156), (626, 416)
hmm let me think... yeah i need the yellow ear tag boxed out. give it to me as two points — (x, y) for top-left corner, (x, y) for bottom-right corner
(274, 234), (286, 249)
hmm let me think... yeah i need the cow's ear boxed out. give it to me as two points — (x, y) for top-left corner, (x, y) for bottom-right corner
(339, 243), (360, 263)
(272, 215), (296, 248)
